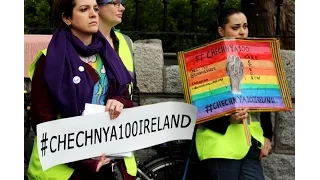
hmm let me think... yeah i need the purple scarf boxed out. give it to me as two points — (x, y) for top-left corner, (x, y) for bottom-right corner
(44, 28), (132, 118)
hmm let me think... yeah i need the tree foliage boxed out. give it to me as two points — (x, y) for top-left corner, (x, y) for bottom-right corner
(116, 0), (241, 51)
(24, 0), (294, 51)
(24, 0), (51, 34)
(24, 0), (241, 51)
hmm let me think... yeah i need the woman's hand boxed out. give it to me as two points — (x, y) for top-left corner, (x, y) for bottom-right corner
(95, 153), (111, 172)
(229, 108), (249, 123)
(105, 99), (124, 120)
(260, 137), (272, 160)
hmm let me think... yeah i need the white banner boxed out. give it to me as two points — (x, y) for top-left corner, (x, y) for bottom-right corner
(37, 102), (197, 171)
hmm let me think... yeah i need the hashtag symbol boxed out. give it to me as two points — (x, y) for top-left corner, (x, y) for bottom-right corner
(205, 104), (213, 113)
(41, 133), (48, 157)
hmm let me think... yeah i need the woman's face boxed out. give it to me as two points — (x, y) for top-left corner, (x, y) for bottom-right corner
(218, 13), (248, 38)
(99, 0), (125, 27)
(63, 0), (99, 36)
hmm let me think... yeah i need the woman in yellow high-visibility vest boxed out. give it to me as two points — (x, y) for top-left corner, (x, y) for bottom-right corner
(96, 0), (140, 179)
(97, 0), (140, 108)
(195, 8), (273, 180)
(27, 0), (134, 179)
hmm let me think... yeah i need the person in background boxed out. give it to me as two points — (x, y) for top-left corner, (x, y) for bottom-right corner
(97, 0), (140, 108)
(96, 0), (140, 178)
(195, 8), (273, 180)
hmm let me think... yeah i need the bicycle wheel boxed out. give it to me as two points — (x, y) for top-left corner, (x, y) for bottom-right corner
(143, 157), (186, 180)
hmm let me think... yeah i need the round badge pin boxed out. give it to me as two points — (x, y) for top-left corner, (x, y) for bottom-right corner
(73, 76), (81, 84)
(78, 66), (84, 72)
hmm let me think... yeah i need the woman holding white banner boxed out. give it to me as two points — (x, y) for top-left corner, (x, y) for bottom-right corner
(195, 8), (273, 180)
(95, 0), (139, 179)
(27, 0), (134, 179)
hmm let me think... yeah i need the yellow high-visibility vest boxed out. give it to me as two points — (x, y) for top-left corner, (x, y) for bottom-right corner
(196, 113), (264, 161)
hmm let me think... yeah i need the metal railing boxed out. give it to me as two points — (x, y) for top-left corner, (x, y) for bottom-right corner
(24, 0), (294, 52)
(25, 0), (289, 34)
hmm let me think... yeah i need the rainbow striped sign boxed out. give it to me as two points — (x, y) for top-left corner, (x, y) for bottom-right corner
(178, 38), (292, 124)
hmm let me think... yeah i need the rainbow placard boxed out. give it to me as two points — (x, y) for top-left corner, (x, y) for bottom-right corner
(178, 38), (293, 124)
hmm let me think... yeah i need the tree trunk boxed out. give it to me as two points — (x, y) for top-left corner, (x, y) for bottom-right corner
(242, 0), (295, 50)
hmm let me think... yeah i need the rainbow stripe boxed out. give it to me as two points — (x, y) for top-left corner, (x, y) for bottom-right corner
(178, 38), (293, 124)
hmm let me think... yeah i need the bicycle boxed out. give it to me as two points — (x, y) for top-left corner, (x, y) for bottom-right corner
(136, 140), (198, 180)
(137, 140), (201, 180)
